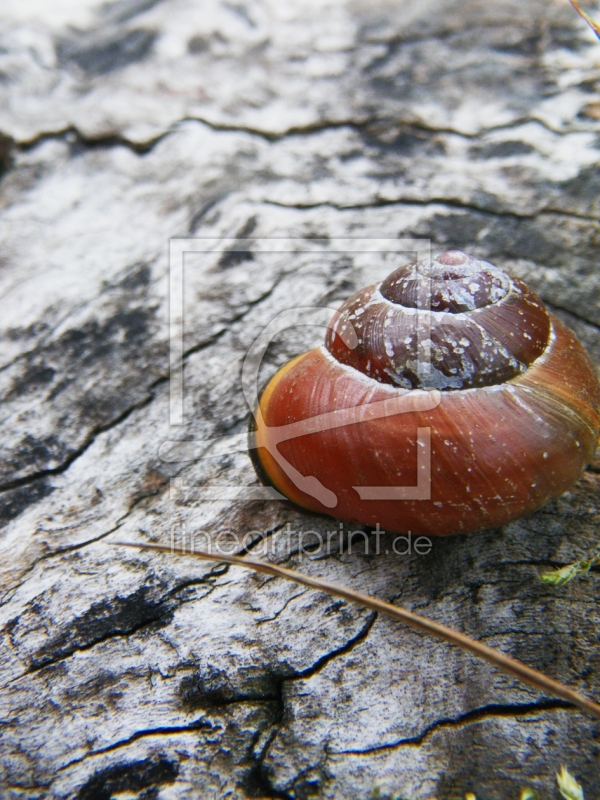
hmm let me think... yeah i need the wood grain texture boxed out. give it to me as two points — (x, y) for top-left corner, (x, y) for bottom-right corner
(0, 0), (599, 798)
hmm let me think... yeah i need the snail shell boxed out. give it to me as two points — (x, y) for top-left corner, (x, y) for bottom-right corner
(252, 251), (600, 536)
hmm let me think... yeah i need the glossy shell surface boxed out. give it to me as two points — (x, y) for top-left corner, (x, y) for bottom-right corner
(253, 253), (600, 536)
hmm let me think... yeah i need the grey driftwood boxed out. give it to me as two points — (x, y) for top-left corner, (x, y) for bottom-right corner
(1, 0), (599, 798)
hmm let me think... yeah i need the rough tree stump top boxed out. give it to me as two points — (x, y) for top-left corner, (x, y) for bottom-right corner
(0, 0), (599, 798)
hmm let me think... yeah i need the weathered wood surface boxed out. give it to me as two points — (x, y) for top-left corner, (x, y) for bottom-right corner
(1, 0), (600, 797)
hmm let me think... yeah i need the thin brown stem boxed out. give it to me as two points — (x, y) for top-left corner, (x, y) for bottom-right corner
(110, 541), (600, 720)
(569, 0), (600, 38)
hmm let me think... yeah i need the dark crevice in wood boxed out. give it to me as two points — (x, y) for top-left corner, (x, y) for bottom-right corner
(261, 196), (600, 226)
(0, 375), (166, 496)
(42, 603), (375, 797)
(332, 699), (574, 756)
(15, 126), (169, 156)
(0, 260), (290, 501)
(244, 612), (378, 798)
(5, 524), (286, 677)
(7, 110), (593, 169)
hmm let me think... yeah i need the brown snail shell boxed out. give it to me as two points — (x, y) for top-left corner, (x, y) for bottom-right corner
(252, 251), (600, 536)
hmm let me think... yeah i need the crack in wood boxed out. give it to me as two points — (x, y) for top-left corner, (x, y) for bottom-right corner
(330, 699), (574, 756)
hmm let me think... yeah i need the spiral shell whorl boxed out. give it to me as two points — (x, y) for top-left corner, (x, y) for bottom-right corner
(254, 249), (600, 535)
(380, 250), (510, 311)
(325, 250), (551, 391)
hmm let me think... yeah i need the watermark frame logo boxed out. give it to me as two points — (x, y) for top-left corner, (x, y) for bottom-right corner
(159, 237), (439, 545)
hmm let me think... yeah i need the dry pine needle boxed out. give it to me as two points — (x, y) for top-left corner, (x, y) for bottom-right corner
(111, 541), (600, 720)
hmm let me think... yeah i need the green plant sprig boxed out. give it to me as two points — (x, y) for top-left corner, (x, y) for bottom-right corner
(541, 551), (600, 587)
(457, 765), (583, 800)
(557, 766), (585, 800)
